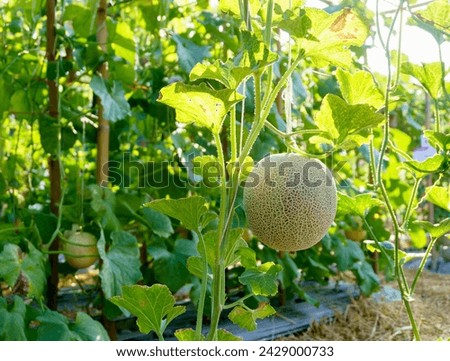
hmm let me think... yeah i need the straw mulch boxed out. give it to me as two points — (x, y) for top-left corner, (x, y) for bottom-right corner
(280, 270), (450, 341)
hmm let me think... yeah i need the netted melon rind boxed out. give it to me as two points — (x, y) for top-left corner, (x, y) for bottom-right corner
(243, 153), (337, 251)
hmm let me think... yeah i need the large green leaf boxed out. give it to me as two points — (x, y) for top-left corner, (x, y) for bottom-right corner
(280, 8), (369, 67)
(99, 231), (142, 299)
(0, 242), (46, 299)
(144, 196), (210, 232)
(149, 239), (197, 292)
(109, 21), (136, 66)
(190, 60), (253, 89)
(38, 115), (77, 155)
(411, 0), (450, 43)
(402, 154), (445, 178)
(424, 131), (450, 152)
(335, 68), (384, 109)
(414, 219), (450, 239)
(62, 4), (96, 38)
(173, 34), (211, 74)
(234, 32), (278, 71)
(158, 83), (243, 132)
(425, 185), (450, 211)
(90, 75), (131, 122)
(337, 192), (384, 218)
(401, 62), (444, 99)
(110, 284), (185, 338)
(228, 303), (275, 331)
(0, 296), (27, 341)
(89, 184), (121, 232)
(312, 94), (385, 149)
(140, 208), (174, 238)
(36, 310), (109, 341)
(9, 89), (31, 121)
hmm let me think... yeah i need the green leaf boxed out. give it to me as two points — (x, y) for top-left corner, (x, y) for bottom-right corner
(99, 231), (143, 299)
(335, 68), (384, 109)
(186, 256), (204, 278)
(71, 313), (110, 341)
(110, 21), (136, 66)
(0, 76), (12, 114)
(335, 239), (365, 271)
(408, 221), (428, 249)
(9, 89), (31, 120)
(110, 284), (185, 338)
(352, 261), (380, 296)
(424, 131), (450, 151)
(312, 94), (385, 149)
(425, 185), (450, 211)
(90, 75), (131, 122)
(38, 115), (77, 154)
(173, 34), (210, 74)
(62, 4), (95, 38)
(0, 242), (46, 299)
(217, 329), (243, 341)
(89, 185), (121, 232)
(37, 311), (81, 341)
(0, 296), (27, 341)
(412, 0), (450, 43)
(36, 310), (109, 341)
(190, 60), (253, 89)
(402, 154), (445, 178)
(239, 262), (283, 296)
(282, 8), (369, 67)
(234, 32), (278, 71)
(337, 192), (384, 218)
(149, 239), (197, 292)
(140, 208), (174, 238)
(401, 62), (444, 99)
(414, 219), (450, 239)
(174, 328), (205, 341)
(144, 196), (209, 232)
(158, 83), (243, 132)
(228, 303), (275, 331)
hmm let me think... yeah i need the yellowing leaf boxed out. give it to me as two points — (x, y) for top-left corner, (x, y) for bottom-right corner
(282, 8), (369, 67)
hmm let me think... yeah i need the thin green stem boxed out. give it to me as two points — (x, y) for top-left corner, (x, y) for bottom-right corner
(195, 231), (209, 338)
(207, 131), (228, 341)
(223, 294), (253, 310)
(369, 135), (377, 187)
(375, 0), (421, 340)
(433, 99), (440, 133)
(230, 106), (237, 162)
(239, 54), (302, 166)
(362, 218), (392, 265)
(402, 177), (421, 229)
(410, 237), (438, 295)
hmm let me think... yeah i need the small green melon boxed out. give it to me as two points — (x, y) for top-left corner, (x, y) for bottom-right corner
(243, 153), (337, 251)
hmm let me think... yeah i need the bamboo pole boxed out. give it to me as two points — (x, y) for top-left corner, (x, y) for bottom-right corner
(46, 0), (61, 311)
(96, 0), (110, 187)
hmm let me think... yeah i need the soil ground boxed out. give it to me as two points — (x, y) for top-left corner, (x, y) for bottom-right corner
(279, 270), (450, 341)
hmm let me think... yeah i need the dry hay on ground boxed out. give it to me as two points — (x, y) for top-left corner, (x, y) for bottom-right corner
(280, 270), (450, 341)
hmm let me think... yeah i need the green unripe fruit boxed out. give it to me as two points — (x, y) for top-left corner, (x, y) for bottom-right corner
(243, 153), (337, 252)
(64, 232), (99, 269)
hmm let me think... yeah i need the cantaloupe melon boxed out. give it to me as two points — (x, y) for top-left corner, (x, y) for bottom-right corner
(243, 153), (337, 251)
